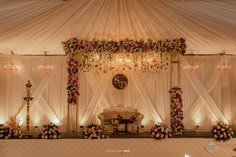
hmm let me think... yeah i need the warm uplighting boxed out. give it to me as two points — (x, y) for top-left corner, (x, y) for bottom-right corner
(18, 117), (24, 126)
(3, 51), (19, 71)
(0, 118), (5, 125)
(184, 53), (199, 73)
(38, 51), (53, 71)
(51, 116), (60, 124)
(216, 52), (231, 72)
(194, 115), (202, 125)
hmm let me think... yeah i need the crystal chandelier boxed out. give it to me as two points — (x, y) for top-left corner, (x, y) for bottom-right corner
(216, 51), (231, 72)
(3, 51), (19, 71)
(184, 53), (199, 73)
(38, 51), (53, 71)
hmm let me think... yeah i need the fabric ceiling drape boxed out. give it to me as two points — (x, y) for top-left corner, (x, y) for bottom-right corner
(0, 0), (235, 55)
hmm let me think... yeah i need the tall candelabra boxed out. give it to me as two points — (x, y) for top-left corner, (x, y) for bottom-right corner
(23, 80), (33, 138)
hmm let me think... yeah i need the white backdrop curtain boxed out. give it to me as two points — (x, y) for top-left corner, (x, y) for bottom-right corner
(79, 71), (171, 130)
(1, 55), (236, 132)
(0, 55), (67, 130)
(179, 55), (236, 131)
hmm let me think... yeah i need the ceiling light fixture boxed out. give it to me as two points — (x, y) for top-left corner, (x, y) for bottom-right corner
(38, 51), (53, 71)
(184, 53), (199, 73)
(216, 51), (231, 72)
(3, 51), (19, 71)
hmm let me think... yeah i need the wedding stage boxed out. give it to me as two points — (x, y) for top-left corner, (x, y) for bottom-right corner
(0, 138), (236, 157)
(1, 1), (236, 156)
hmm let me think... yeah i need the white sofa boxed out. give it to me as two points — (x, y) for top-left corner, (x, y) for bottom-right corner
(98, 105), (144, 133)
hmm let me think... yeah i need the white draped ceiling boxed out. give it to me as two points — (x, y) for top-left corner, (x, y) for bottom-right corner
(0, 0), (235, 55)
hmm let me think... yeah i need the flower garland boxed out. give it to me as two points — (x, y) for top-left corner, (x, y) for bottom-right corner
(83, 124), (105, 139)
(39, 123), (61, 139)
(169, 87), (184, 135)
(151, 123), (172, 140)
(0, 125), (12, 139)
(212, 122), (234, 142)
(62, 38), (186, 55)
(63, 38), (186, 105)
(67, 58), (79, 105)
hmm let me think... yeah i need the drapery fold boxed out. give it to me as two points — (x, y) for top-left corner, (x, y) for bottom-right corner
(0, 0), (235, 55)
(180, 57), (229, 124)
(1, 55), (236, 131)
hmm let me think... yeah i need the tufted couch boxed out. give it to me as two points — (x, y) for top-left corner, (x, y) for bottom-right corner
(98, 105), (144, 133)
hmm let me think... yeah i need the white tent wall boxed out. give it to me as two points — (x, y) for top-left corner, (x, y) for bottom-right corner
(1, 55), (236, 132)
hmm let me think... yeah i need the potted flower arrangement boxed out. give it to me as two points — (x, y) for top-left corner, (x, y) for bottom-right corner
(39, 123), (61, 139)
(0, 124), (12, 139)
(212, 122), (234, 142)
(7, 115), (22, 138)
(83, 124), (104, 139)
(151, 123), (172, 140)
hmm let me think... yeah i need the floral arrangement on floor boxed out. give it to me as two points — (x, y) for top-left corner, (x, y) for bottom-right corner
(169, 87), (184, 135)
(7, 115), (22, 138)
(0, 125), (12, 139)
(67, 58), (79, 105)
(39, 123), (61, 139)
(83, 124), (104, 139)
(151, 123), (172, 140)
(212, 122), (234, 142)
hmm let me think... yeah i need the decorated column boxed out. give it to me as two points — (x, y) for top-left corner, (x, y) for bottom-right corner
(169, 87), (184, 135)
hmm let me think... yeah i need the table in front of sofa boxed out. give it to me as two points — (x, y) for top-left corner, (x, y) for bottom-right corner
(117, 119), (133, 135)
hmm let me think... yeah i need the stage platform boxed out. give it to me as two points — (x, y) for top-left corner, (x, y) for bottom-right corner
(1, 132), (236, 157)
(1, 137), (236, 157)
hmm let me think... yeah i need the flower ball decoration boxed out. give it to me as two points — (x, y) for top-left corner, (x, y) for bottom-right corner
(83, 124), (105, 139)
(212, 122), (234, 142)
(0, 125), (12, 139)
(39, 123), (61, 139)
(151, 123), (172, 140)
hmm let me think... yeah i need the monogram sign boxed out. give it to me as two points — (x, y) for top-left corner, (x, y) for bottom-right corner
(112, 74), (128, 89)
